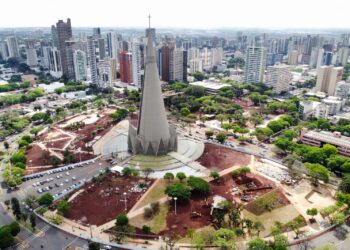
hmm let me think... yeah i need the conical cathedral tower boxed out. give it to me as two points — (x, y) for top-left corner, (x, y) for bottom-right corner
(128, 24), (177, 156)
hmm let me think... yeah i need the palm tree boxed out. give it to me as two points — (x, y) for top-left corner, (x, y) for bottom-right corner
(252, 221), (265, 236)
(216, 114), (227, 126)
(244, 219), (254, 234)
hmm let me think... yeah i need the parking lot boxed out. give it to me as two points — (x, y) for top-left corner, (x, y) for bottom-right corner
(21, 157), (113, 199)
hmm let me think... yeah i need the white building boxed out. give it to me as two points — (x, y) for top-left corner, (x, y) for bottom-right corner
(322, 96), (345, 115)
(73, 50), (87, 82)
(87, 36), (99, 86)
(171, 48), (185, 82)
(335, 81), (350, 99)
(6, 36), (20, 58)
(0, 41), (9, 60)
(265, 64), (293, 94)
(25, 39), (38, 66)
(287, 50), (299, 65)
(131, 39), (143, 88)
(338, 47), (349, 66)
(189, 58), (203, 73)
(244, 45), (266, 84)
(48, 47), (62, 78)
(299, 101), (321, 119)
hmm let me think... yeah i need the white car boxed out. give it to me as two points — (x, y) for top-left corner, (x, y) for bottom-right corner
(66, 172), (70, 176)
(65, 179), (69, 183)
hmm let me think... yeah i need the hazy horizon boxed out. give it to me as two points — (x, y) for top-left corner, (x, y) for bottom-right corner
(1, 0), (350, 29)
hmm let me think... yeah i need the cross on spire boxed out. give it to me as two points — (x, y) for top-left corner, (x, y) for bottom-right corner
(148, 14), (151, 28)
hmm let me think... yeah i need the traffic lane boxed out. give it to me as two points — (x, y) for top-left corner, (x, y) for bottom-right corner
(21, 159), (112, 197)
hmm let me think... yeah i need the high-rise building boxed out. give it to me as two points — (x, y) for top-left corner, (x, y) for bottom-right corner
(107, 32), (119, 59)
(93, 28), (101, 38)
(266, 64), (293, 94)
(25, 39), (38, 66)
(189, 58), (203, 73)
(132, 39), (143, 88)
(315, 66), (343, 95)
(54, 19), (73, 78)
(6, 36), (20, 58)
(128, 30), (177, 156)
(65, 40), (77, 80)
(98, 59), (114, 88)
(145, 28), (156, 43)
(87, 36), (99, 86)
(48, 47), (62, 78)
(244, 46), (266, 84)
(337, 47), (349, 66)
(97, 38), (106, 60)
(0, 41), (9, 60)
(73, 50), (87, 82)
(287, 50), (299, 65)
(323, 51), (333, 66)
(119, 51), (132, 83)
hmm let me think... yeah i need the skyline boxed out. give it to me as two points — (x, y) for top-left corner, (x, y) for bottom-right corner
(1, 0), (350, 29)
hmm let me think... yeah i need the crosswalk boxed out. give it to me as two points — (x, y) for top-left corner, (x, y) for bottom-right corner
(15, 224), (51, 250)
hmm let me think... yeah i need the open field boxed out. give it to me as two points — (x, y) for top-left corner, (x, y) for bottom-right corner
(65, 173), (154, 226)
(198, 143), (251, 171)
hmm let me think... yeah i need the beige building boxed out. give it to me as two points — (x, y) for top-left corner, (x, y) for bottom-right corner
(287, 50), (299, 65)
(300, 128), (350, 157)
(265, 64), (293, 94)
(315, 66), (343, 95)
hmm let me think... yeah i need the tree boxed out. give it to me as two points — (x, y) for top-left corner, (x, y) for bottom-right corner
(305, 163), (330, 185)
(249, 113), (264, 127)
(216, 131), (227, 143)
(184, 85), (205, 98)
(252, 221), (265, 236)
(192, 71), (206, 81)
(4, 141), (9, 149)
(176, 172), (186, 182)
(88, 242), (101, 250)
(180, 107), (191, 116)
(121, 166), (132, 177)
(3, 166), (25, 186)
(274, 137), (294, 153)
(30, 213), (36, 228)
(164, 172), (175, 182)
(38, 193), (54, 206)
(267, 119), (289, 133)
(205, 130), (214, 139)
(213, 228), (236, 249)
(0, 227), (14, 249)
(322, 144), (338, 158)
(10, 150), (27, 165)
(247, 237), (269, 250)
(142, 168), (154, 181)
(51, 156), (62, 168)
(11, 197), (21, 220)
(116, 213), (129, 226)
(114, 213), (130, 243)
(340, 175), (350, 193)
(164, 183), (191, 202)
(8, 222), (20, 236)
(57, 200), (70, 215)
(306, 208), (318, 220)
(187, 176), (209, 194)
(210, 171), (220, 182)
(232, 166), (251, 177)
(216, 114), (227, 126)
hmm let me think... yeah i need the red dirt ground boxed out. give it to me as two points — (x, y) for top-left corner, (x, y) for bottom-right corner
(162, 173), (280, 236)
(65, 115), (115, 151)
(26, 145), (50, 167)
(43, 138), (71, 149)
(198, 143), (251, 171)
(65, 173), (154, 226)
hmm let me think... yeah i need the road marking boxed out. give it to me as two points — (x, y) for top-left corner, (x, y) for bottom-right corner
(15, 225), (51, 250)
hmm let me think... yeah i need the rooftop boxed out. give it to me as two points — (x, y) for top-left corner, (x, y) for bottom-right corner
(303, 130), (350, 148)
(190, 80), (230, 90)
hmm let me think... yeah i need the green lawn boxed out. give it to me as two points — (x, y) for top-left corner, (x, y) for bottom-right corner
(134, 179), (168, 210)
(129, 202), (169, 234)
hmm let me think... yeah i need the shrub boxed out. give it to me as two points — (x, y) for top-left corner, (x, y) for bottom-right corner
(176, 172), (186, 182)
(165, 183), (191, 202)
(150, 202), (160, 214)
(38, 193), (54, 206)
(143, 207), (153, 219)
(142, 225), (151, 234)
(116, 213), (129, 226)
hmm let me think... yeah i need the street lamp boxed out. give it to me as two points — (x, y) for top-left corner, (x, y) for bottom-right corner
(123, 192), (127, 211)
(173, 197), (177, 215)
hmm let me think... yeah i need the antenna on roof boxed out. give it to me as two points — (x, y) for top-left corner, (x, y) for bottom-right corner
(148, 14), (151, 28)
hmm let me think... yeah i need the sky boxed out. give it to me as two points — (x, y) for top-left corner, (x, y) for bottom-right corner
(1, 0), (350, 29)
